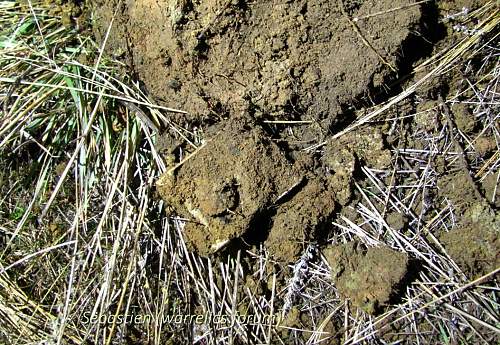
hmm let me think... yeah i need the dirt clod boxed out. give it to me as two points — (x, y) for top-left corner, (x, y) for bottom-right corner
(156, 119), (343, 260)
(452, 103), (476, 134)
(266, 176), (336, 262)
(157, 119), (299, 255)
(325, 243), (409, 314)
(324, 127), (392, 171)
(440, 202), (500, 278)
(438, 170), (479, 213)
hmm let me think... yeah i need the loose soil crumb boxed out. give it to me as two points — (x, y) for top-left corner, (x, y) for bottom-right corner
(386, 212), (407, 231)
(440, 202), (500, 278)
(438, 170), (479, 213)
(452, 103), (476, 134)
(474, 136), (497, 157)
(46, 0), (86, 27)
(266, 176), (337, 262)
(482, 173), (500, 208)
(323, 127), (392, 172)
(325, 242), (409, 314)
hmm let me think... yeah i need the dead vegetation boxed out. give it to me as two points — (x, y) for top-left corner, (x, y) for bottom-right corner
(0, 0), (499, 344)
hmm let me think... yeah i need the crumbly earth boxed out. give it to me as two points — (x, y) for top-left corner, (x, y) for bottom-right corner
(156, 117), (392, 260)
(324, 242), (409, 314)
(437, 170), (479, 214)
(439, 202), (500, 278)
(90, 0), (497, 333)
(321, 127), (392, 206)
(482, 173), (500, 209)
(266, 176), (337, 262)
(157, 118), (297, 255)
(157, 118), (343, 259)
(323, 128), (392, 169)
(91, 0), (422, 141)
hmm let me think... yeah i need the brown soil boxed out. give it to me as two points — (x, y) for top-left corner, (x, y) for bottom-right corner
(439, 202), (500, 278)
(89, 0), (436, 262)
(483, 173), (500, 208)
(91, 0), (422, 140)
(157, 118), (341, 259)
(266, 175), (337, 261)
(155, 115), (391, 261)
(437, 170), (480, 214)
(157, 118), (298, 255)
(325, 242), (409, 314)
(47, 0), (83, 26)
(323, 127), (392, 171)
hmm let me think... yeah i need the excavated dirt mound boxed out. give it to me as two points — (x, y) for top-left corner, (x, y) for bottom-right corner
(92, 0), (423, 140)
(88, 0), (498, 329)
(90, 0), (497, 262)
(90, 0), (433, 261)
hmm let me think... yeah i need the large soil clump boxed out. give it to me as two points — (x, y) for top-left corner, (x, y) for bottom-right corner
(92, 0), (423, 140)
(156, 118), (339, 260)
